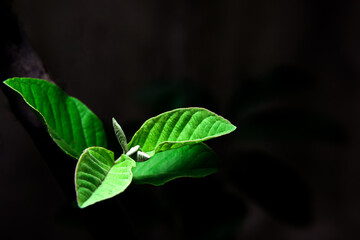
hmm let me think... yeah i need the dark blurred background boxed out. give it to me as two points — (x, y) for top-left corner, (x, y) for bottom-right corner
(1, 0), (360, 239)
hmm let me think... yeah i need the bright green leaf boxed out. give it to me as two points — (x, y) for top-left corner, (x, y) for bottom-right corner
(128, 107), (236, 156)
(132, 143), (218, 186)
(75, 147), (136, 208)
(3, 77), (107, 158)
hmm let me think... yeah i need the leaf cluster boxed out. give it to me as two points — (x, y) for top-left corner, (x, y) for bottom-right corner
(4, 77), (236, 208)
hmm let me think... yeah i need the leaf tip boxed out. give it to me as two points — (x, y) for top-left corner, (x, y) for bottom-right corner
(3, 78), (14, 87)
(77, 200), (90, 209)
(77, 202), (85, 209)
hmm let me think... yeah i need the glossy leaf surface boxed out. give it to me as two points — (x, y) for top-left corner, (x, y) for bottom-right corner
(128, 107), (236, 155)
(4, 78), (107, 158)
(132, 143), (218, 186)
(75, 147), (136, 208)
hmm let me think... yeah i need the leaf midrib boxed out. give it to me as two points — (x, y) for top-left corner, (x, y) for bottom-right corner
(78, 151), (129, 207)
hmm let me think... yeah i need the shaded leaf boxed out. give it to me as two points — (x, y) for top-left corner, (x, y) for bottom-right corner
(132, 143), (218, 186)
(3, 78), (107, 158)
(128, 107), (236, 156)
(75, 147), (136, 208)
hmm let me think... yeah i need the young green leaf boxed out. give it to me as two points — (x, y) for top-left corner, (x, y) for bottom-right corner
(112, 118), (128, 153)
(75, 147), (136, 208)
(132, 143), (218, 186)
(128, 107), (236, 156)
(3, 77), (107, 158)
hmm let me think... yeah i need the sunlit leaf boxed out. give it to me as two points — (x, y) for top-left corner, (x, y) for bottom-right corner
(128, 107), (236, 156)
(75, 147), (136, 208)
(4, 77), (107, 158)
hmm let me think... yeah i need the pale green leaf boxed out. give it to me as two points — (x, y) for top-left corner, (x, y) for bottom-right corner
(112, 118), (128, 153)
(75, 147), (136, 208)
(3, 77), (107, 158)
(132, 143), (218, 186)
(128, 107), (236, 156)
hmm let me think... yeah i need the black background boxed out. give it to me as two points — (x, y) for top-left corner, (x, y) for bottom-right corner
(1, 0), (360, 239)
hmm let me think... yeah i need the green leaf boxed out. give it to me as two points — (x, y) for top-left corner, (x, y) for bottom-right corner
(128, 107), (236, 156)
(132, 143), (218, 186)
(3, 77), (107, 158)
(112, 118), (128, 153)
(75, 147), (136, 208)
